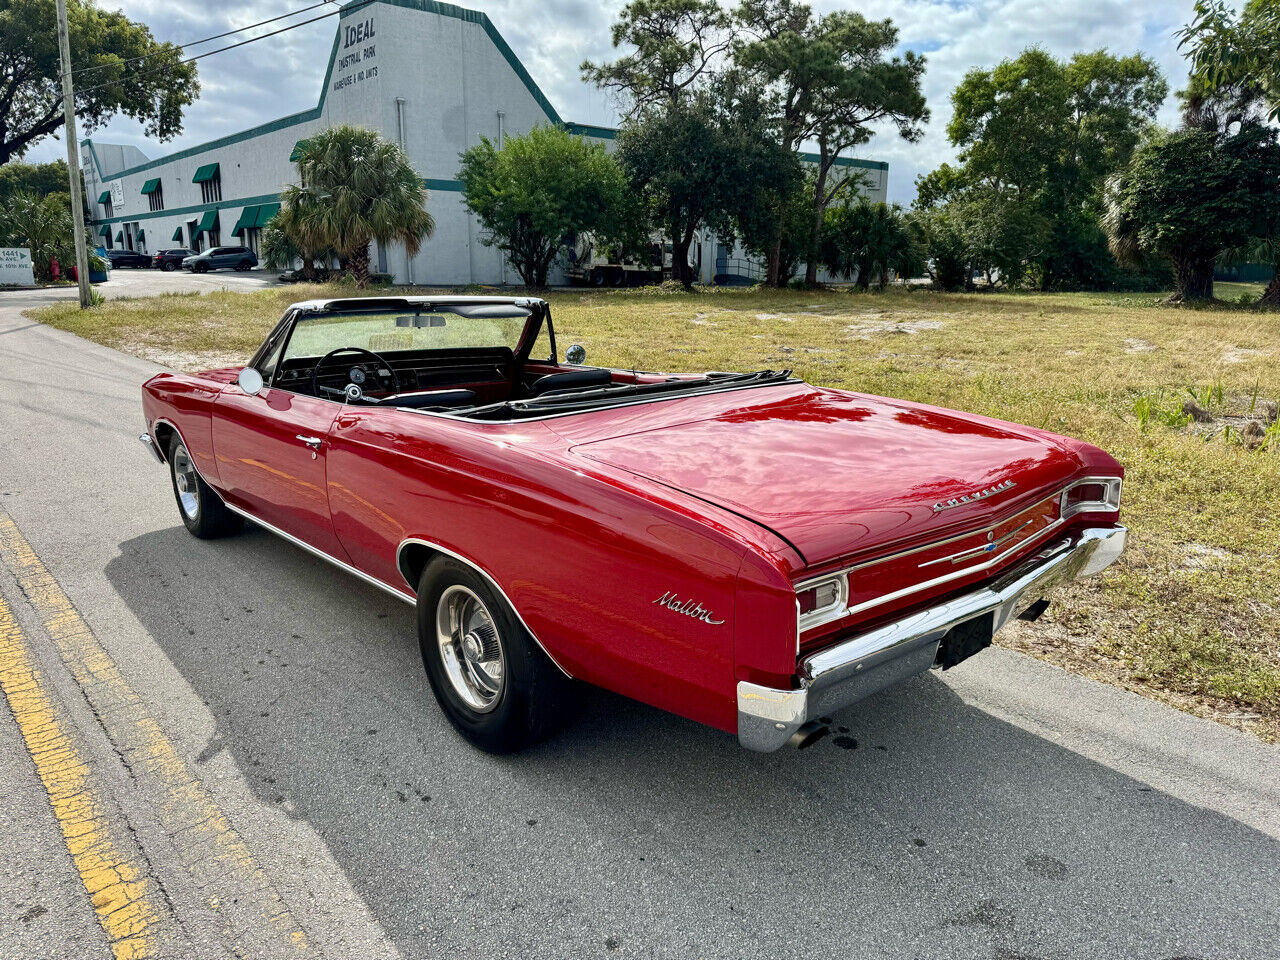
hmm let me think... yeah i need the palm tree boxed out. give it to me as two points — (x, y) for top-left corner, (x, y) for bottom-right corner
(282, 126), (434, 286)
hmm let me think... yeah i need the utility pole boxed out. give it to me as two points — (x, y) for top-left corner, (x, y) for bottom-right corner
(55, 0), (92, 308)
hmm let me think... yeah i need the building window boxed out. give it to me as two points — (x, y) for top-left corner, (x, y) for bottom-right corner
(194, 162), (222, 203)
(200, 174), (222, 204)
(146, 183), (164, 212)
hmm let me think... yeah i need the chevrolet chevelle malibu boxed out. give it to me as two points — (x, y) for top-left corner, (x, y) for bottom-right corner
(139, 296), (1126, 753)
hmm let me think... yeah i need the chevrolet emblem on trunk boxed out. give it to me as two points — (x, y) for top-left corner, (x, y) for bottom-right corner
(932, 479), (1017, 513)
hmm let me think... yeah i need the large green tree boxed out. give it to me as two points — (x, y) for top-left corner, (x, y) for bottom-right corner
(1102, 124), (1280, 302)
(282, 126), (434, 287)
(0, 0), (199, 164)
(617, 86), (798, 289)
(1180, 0), (1280, 306)
(734, 0), (927, 286)
(581, 0), (731, 114)
(938, 48), (1167, 289)
(1180, 0), (1280, 120)
(459, 125), (634, 289)
(586, 0), (800, 289)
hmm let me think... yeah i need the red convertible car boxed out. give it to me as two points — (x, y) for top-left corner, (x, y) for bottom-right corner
(139, 296), (1126, 753)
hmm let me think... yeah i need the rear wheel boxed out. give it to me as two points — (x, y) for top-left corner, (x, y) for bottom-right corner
(162, 261), (176, 272)
(236, 260), (252, 271)
(167, 435), (242, 539)
(417, 557), (572, 753)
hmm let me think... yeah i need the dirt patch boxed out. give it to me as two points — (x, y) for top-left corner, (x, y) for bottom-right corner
(1124, 338), (1156, 353)
(1182, 394), (1279, 447)
(844, 315), (945, 338)
(1222, 346), (1267, 364)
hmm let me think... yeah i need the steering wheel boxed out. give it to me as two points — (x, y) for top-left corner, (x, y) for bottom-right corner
(311, 347), (401, 401)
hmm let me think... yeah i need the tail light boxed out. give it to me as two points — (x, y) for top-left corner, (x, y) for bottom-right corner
(1060, 477), (1122, 521)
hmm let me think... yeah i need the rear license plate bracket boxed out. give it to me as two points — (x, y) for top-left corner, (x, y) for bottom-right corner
(937, 612), (994, 669)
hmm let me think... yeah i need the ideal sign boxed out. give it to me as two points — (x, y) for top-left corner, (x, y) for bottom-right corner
(0, 247), (35, 287)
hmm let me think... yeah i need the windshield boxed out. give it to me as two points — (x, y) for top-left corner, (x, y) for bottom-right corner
(283, 307), (530, 362)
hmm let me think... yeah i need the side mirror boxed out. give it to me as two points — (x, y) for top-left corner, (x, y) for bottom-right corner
(237, 367), (264, 396)
(565, 343), (586, 365)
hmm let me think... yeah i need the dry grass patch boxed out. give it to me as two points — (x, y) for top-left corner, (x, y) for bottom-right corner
(32, 282), (1280, 738)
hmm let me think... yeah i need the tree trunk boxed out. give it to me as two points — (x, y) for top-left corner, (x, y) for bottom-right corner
(1257, 269), (1280, 310)
(804, 155), (831, 288)
(1171, 255), (1214, 302)
(766, 237), (783, 288)
(348, 247), (371, 287)
(673, 225), (695, 290)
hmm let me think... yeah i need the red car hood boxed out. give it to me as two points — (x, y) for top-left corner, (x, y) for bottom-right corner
(570, 384), (1087, 566)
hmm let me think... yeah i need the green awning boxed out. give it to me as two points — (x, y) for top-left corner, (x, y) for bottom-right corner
(140, 178), (160, 195)
(231, 206), (259, 234)
(196, 209), (219, 233)
(114, 231), (123, 242)
(97, 190), (110, 204)
(172, 227), (183, 242)
(192, 162), (220, 183)
(289, 139), (310, 161)
(254, 203), (280, 227)
(98, 224), (111, 236)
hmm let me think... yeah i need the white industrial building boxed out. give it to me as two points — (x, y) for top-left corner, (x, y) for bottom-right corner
(84, 0), (889, 285)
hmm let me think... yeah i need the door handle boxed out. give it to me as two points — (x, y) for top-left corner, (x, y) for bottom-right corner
(296, 435), (323, 456)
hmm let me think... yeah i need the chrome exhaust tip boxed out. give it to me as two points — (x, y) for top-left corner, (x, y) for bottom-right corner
(789, 721), (830, 750)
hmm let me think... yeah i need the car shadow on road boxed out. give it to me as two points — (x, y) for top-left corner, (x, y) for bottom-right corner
(105, 525), (1280, 960)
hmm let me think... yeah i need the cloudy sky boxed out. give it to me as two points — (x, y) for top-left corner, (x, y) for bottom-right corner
(33, 0), (1198, 205)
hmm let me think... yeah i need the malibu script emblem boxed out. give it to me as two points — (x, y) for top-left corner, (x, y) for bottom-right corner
(933, 479), (1017, 513)
(653, 591), (725, 625)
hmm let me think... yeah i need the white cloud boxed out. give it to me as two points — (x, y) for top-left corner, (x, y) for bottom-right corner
(29, 0), (1199, 205)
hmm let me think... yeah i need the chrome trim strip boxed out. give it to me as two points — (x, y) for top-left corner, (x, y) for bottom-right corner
(738, 525), (1127, 751)
(225, 503), (416, 606)
(917, 518), (1036, 568)
(396, 537), (573, 679)
(794, 490), (1064, 590)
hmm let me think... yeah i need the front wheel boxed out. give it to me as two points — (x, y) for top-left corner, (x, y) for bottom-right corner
(417, 558), (573, 753)
(167, 435), (242, 539)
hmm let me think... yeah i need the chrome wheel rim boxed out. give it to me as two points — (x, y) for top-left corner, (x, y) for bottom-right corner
(435, 585), (505, 713)
(172, 444), (199, 520)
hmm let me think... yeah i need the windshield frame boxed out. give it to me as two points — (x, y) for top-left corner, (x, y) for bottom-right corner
(248, 297), (552, 381)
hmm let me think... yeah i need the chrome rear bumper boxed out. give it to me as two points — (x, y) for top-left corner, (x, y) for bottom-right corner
(737, 525), (1127, 751)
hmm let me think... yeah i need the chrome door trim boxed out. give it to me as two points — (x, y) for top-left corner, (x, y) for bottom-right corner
(223, 503), (416, 605)
(396, 536), (572, 678)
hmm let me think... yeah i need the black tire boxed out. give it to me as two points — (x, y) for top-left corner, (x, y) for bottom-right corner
(589, 267), (606, 287)
(195, 262), (209, 274)
(162, 261), (176, 272)
(236, 260), (252, 271)
(417, 557), (573, 753)
(167, 435), (242, 539)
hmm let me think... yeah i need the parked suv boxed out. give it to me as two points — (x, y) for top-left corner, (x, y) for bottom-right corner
(153, 248), (193, 272)
(106, 249), (151, 269)
(182, 246), (258, 273)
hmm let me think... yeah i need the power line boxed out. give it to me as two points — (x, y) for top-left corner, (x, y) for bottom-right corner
(72, 0), (376, 98)
(65, 0), (346, 81)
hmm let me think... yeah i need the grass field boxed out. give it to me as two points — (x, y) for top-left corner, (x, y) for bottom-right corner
(32, 281), (1280, 738)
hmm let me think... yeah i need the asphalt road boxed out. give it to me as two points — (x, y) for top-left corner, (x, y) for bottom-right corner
(1, 283), (1279, 960)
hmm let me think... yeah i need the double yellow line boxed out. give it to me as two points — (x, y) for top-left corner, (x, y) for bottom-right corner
(0, 506), (310, 957)
(0, 589), (160, 958)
